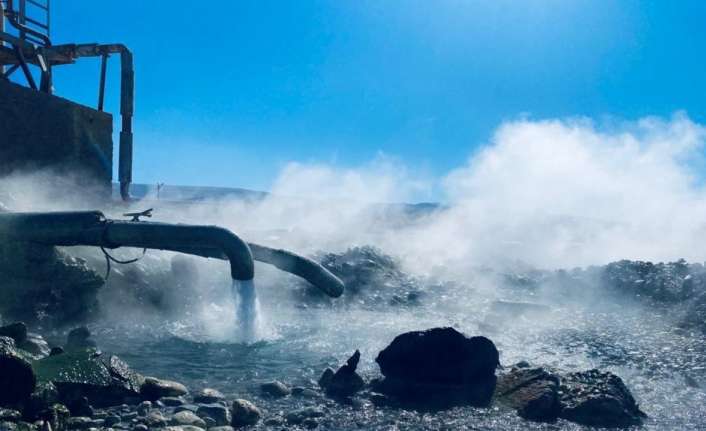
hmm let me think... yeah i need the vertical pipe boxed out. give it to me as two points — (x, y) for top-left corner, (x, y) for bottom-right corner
(98, 53), (107, 111)
(118, 48), (134, 201)
(0, 1), (5, 75)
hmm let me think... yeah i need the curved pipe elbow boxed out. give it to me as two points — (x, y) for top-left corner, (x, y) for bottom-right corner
(248, 243), (344, 298)
(102, 222), (254, 280)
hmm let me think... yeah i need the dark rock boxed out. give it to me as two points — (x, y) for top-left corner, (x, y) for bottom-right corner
(134, 424), (147, 431)
(559, 369), (646, 428)
(64, 328), (95, 352)
(0, 336), (37, 405)
(143, 411), (167, 428)
(230, 399), (261, 427)
(32, 351), (143, 408)
(64, 417), (91, 430)
(495, 367), (561, 422)
(173, 405), (199, 414)
(170, 411), (206, 428)
(0, 244), (103, 326)
(136, 401), (151, 416)
(48, 348), (63, 357)
(285, 407), (325, 425)
(196, 404), (230, 427)
(140, 377), (187, 401)
(66, 397), (92, 418)
(0, 323), (27, 345)
(302, 418), (319, 429)
(160, 397), (184, 407)
(192, 388), (224, 404)
(259, 381), (291, 398)
(292, 387), (319, 398)
(308, 246), (435, 308)
(322, 350), (365, 398)
(317, 368), (334, 389)
(120, 412), (137, 422)
(103, 415), (120, 427)
(26, 382), (62, 421)
(0, 422), (16, 431)
(40, 403), (69, 431)
(377, 328), (499, 384)
(373, 328), (498, 407)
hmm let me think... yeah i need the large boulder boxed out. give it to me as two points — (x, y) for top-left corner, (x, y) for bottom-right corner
(32, 350), (144, 408)
(559, 369), (646, 428)
(373, 328), (499, 407)
(495, 365), (646, 427)
(0, 336), (36, 406)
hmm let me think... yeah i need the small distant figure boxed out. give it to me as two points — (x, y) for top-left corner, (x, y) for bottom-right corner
(157, 182), (165, 200)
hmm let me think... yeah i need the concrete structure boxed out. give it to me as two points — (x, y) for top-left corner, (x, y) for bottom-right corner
(0, 78), (113, 194)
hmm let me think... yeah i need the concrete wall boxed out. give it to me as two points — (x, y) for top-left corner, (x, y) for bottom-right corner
(0, 79), (113, 193)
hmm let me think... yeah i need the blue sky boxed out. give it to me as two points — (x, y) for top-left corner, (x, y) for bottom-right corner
(38, 0), (706, 193)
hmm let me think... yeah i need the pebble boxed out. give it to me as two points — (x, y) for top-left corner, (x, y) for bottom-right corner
(170, 411), (206, 428)
(230, 399), (262, 427)
(260, 380), (291, 398)
(119, 412), (137, 422)
(160, 397), (185, 407)
(286, 407), (326, 425)
(196, 404), (230, 427)
(140, 377), (188, 400)
(103, 416), (121, 427)
(143, 411), (167, 428)
(192, 388), (225, 404)
(174, 405), (199, 414)
(136, 401), (151, 417)
(292, 387), (320, 398)
(65, 417), (92, 430)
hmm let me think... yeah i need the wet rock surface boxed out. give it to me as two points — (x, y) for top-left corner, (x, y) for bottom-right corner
(302, 246), (433, 307)
(319, 351), (365, 398)
(140, 377), (188, 401)
(495, 365), (561, 422)
(32, 349), (144, 408)
(558, 369), (647, 427)
(0, 336), (37, 406)
(0, 244), (103, 326)
(495, 364), (646, 427)
(372, 327), (499, 407)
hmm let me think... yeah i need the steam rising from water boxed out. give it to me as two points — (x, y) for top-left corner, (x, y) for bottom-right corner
(3, 114), (706, 427)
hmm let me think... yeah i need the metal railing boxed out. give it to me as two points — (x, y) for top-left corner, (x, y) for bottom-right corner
(3, 0), (50, 46)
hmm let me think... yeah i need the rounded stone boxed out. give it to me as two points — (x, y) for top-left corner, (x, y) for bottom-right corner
(230, 399), (261, 427)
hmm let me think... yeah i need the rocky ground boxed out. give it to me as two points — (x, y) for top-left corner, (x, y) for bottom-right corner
(2, 242), (704, 429)
(0, 321), (647, 431)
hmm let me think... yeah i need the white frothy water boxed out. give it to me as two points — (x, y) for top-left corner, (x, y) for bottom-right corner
(232, 279), (260, 342)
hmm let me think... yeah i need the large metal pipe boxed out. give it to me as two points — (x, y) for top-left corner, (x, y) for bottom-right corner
(0, 211), (345, 297)
(0, 211), (253, 280)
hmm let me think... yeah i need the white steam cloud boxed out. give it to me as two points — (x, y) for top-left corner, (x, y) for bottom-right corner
(235, 113), (706, 273)
(2, 113), (706, 275)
